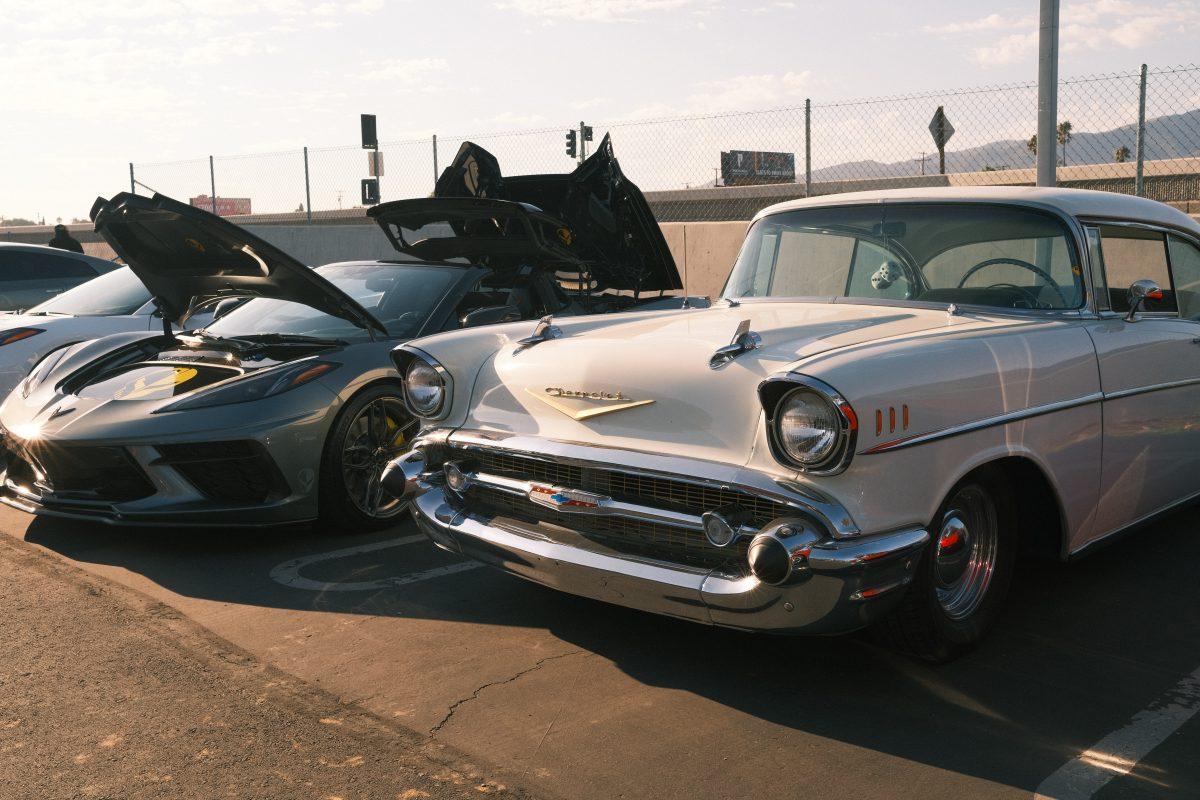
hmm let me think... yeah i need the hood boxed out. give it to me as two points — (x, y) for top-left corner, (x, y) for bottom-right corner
(461, 303), (994, 466)
(91, 193), (387, 337)
(368, 134), (680, 294)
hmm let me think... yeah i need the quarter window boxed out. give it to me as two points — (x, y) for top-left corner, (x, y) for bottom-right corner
(1096, 226), (1175, 313)
(1168, 235), (1200, 321)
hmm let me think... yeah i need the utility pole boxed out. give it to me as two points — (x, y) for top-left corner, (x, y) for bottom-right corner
(1036, 0), (1060, 187)
(208, 155), (216, 213)
(916, 152), (930, 175)
(1135, 64), (1148, 197)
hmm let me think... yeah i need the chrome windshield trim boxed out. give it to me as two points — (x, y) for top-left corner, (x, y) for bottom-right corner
(442, 429), (861, 538)
(860, 392), (1103, 455)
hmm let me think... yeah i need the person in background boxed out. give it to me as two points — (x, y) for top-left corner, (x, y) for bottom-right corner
(47, 224), (83, 253)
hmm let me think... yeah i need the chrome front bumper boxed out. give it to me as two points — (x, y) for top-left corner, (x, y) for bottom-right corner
(410, 485), (929, 635)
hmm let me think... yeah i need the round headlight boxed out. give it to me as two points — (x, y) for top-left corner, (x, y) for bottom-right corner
(776, 389), (841, 467)
(405, 359), (445, 417)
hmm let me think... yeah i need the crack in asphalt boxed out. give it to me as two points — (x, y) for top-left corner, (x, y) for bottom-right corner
(429, 651), (585, 736)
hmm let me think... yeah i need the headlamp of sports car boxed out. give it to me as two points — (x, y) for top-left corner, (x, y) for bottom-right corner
(761, 376), (857, 475)
(19, 343), (73, 399)
(0, 327), (44, 347)
(155, 360), (338, 413)
(403, 353), (450, 419)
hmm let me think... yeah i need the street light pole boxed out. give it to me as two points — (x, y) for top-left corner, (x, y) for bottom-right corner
(1036, 0), (1060, 187)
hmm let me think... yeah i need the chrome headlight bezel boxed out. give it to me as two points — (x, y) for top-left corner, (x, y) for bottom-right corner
(760, 375), (857, 476)
(399, 347), (452, 420)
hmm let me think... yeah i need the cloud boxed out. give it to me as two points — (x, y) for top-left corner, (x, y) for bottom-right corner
(971, 32), (1038, 66)
(357, 57), (448, 84)
(494, 0), (698, 23)
(923, 13), (1024, 35)
(570, 96), (612, 110)
(613, 70), (812, 120)
(928, 1), (1200, 66)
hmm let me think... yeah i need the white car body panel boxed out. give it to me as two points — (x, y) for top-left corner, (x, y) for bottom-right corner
(0, 311), (155, 399)
(395, 187), (1200, 634)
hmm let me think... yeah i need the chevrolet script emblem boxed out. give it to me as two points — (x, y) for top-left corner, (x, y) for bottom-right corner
(528, 483), (608, 513)
(526, 387), (654, 421)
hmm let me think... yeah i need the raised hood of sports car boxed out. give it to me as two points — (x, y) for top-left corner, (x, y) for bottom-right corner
(368, 135), (680, 294)
(463, 303), (990, 465)
(91, 193), (387, 336)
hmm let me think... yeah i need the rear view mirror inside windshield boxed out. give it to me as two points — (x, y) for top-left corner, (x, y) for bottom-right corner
(873, 221), (906, 238)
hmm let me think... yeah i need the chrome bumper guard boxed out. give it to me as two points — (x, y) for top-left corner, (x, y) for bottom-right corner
(393, 444), (930, 634)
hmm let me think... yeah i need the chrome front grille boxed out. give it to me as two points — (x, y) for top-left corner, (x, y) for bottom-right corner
(450, 446), (802, 573)
(468, 449), (792, 527)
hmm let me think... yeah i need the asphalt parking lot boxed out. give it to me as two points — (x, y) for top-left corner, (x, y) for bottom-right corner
(4, 502), (1198, 800)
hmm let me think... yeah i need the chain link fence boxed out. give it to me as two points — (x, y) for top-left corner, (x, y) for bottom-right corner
(131, 64), (1200, 225)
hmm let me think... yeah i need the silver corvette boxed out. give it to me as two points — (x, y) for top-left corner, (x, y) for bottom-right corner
(0, 139), (685, 528)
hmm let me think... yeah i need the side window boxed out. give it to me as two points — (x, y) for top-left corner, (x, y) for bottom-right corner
(1168, 236), (1200, 321)
(0, 252), (97, 282)
(1097, 226), (1175, 313)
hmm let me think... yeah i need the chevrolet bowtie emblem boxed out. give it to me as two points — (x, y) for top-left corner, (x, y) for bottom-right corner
(528, 483), (609, 512)
(526, 387), (654, 421)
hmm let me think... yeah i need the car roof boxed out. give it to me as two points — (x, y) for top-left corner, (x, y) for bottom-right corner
(0, 241), (119, 267)
(754, 186), (1200, 235)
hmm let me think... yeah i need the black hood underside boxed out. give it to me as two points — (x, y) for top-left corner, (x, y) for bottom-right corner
(91, 193), (386, 336)
(368, 135), (681, 294)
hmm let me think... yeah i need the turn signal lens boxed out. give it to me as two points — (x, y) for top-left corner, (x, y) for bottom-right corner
(0, 327), (44, 346)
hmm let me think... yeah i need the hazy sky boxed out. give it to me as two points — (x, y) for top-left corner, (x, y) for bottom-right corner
(2, 0), (1198, 222)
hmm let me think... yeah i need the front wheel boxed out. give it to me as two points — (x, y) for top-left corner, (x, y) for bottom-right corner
(318, 385), (418, 530)
(873, 468), (1016, 662)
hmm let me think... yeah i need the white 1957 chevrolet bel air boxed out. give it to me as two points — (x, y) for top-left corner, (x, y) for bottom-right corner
(383, 186), (1200, 661)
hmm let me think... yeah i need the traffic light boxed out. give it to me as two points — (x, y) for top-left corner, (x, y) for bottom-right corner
(565, 129), (577, 158)
(581, 125), (593, 142)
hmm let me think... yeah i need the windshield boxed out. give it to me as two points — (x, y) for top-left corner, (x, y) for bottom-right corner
(724, 203), (1085, 311)
(202, 262), (465, 341)
(26, 267), (150, 316)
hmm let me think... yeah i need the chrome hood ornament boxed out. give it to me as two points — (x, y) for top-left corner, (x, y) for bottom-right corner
(709, 319), (762, 369)
(515, 315), (562, 351)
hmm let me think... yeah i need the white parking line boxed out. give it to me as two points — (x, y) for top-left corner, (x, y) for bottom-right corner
(1035, 664), (1200, 799)
(269, 535), (481, 592)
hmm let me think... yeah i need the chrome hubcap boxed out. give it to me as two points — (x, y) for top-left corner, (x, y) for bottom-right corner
(933, 485), (998, 621)
(341, 397), (416, 519)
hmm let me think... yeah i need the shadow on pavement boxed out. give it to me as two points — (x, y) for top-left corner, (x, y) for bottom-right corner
(22, 505), (1200, 795)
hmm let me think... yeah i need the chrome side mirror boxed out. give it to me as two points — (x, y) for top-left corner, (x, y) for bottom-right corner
(1126, 279), (1163, 322)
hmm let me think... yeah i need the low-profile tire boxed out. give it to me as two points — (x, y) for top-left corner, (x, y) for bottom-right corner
(318, 384), (419, 531)
(872, 466), (1017, 663)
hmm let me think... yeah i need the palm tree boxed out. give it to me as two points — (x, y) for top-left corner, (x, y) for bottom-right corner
(1114, 145), (1131, 163)
(1057, 121), (1073, 166)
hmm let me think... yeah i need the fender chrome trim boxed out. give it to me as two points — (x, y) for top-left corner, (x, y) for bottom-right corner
(860, 392), (1103, 455)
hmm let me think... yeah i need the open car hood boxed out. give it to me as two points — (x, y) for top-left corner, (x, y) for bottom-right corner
(91, 193), (387, 336)
(368, 135), (681, 294)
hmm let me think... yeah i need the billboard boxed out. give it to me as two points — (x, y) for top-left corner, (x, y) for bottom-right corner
(720, 150), (796, 186)
(189, 195), (252, 216)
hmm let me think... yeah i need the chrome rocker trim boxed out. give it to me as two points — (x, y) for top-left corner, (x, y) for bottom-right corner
(408, 482), (929, 635)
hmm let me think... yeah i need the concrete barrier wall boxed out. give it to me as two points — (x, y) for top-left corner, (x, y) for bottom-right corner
(660, 221), (747, 298)
(242, 225), (400, 265)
